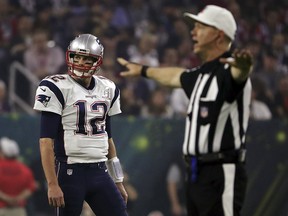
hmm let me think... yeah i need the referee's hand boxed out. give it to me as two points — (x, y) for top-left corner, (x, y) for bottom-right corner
(220, 49), (253, 82)
(117, 57), (142, 77)
(48, 184), (65, 208)
(220, 49), (253, 71)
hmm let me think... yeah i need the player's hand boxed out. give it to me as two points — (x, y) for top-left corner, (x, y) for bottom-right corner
(47, 184), (65, 208)
(116, 182), (128, 204)
(117, 58), (142, 77)
(220, 49), (253, 73)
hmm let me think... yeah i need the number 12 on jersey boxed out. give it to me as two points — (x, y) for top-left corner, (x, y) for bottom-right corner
(74, 101), (108, 136)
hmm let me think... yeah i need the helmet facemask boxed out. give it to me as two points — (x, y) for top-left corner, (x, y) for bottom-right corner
(66, 34), (104, 78)
(66, 52), (103, 78)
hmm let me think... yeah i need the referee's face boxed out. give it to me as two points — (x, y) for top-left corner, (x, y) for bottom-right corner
(191, 22), (220, 56)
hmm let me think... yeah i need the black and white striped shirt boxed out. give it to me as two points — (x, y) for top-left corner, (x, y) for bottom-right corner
(180, 52), (251, 156)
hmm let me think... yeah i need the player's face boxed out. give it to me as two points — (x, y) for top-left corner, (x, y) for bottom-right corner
(70, 54), (98, 86)
(73, 54), (96, 70)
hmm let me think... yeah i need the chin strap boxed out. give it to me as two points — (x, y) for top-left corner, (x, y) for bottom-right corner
(72, 69), (92, 77)
(105, 157), (124, 183)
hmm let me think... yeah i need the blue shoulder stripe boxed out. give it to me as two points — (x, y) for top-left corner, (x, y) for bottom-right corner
(111, 86), (119, 108)
(39, 80), (65, 108)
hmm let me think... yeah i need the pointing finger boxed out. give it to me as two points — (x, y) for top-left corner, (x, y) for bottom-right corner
(117, 58), (129, 67)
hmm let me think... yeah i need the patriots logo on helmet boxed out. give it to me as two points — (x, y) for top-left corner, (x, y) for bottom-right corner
(36, 94), (51, 107)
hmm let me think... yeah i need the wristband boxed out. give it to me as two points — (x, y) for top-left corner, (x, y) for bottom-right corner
(105, 157), (124, 183)
(141, 65), (149, 78)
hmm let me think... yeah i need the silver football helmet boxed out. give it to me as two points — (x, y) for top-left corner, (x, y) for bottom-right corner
(66, 34), (104, 78)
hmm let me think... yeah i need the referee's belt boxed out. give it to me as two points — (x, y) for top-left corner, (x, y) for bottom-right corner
(184, 149), (246, 165)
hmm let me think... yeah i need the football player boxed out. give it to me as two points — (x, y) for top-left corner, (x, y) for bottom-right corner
(33, 34), (128, 216)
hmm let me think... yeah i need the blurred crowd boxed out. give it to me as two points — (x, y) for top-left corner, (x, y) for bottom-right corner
(0, 0), (288, 119)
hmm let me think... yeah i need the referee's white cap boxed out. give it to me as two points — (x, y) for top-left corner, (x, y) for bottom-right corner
(183, 5), (237, 41)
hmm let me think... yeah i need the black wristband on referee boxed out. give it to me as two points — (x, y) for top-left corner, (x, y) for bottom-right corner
(140, 65), (149, 78)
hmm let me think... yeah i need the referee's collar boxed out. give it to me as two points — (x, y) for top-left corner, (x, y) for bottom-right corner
(201, 51), (231, 72)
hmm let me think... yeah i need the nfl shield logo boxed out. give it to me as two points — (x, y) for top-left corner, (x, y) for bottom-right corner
(67, 169), (73, 175)
(200, 106), (208, 118)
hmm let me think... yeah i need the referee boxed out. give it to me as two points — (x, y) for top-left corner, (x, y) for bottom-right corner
(118, 5), (253, 216)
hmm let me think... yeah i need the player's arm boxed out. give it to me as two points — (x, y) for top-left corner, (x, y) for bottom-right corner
(106, 137), (128, 203)
(39, 111), (65, 208)
(40, 138), (64, 207)
(105, 116), (117, 160)
(105, 116), (128, 203)
(220, 49), (253, 83)
(117, 57), (184, 87)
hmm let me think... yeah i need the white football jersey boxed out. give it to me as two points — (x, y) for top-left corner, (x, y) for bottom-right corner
(33, 74), (121, 164)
